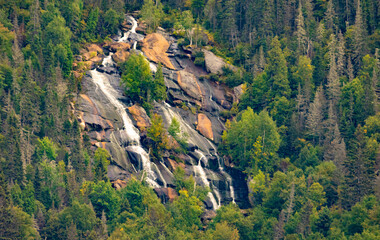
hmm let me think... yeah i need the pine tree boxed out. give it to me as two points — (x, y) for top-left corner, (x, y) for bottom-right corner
(296, 0), (308, 55)
(336, 31), (346, 77)
(347, 55), (354, 81)
(326, 34), (341, 109)
(154, 63), (166, 102)
(352, 0), (367, 71)
(342, 127), (376, 209)
(258, 45), (266, 72)
(267, 36), (290, 98)
(324, 0), (336, 30)
(307, 86), (325, 143)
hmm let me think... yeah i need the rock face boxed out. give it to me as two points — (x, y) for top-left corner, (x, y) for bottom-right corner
(203, 50), (226, 74)
(77, 16), (251, 211)
(197, 113), (214, 141)
(142, 33), (175, 70)
(234, 84), (245, 102)
(112, 50), (129, 63)
(154, 187), (178, 203)
(203, 49), (237, 74)
(177, 70), (203, 101)
(106, 42), (131, 52)
(86, 44), (103, 54)
(128, 105), (151, 131)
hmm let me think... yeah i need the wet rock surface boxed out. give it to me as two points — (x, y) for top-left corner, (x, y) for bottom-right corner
(77, 16), (250, 210)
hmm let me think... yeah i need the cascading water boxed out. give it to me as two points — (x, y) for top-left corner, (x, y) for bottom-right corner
(119, 16), (138, 50)
(193, 150), (220, 210)
(87, 14), (241, 210)
(87, 16), (162, 188)
(158, 103), (236, 209)
(90, 70), (160, 187)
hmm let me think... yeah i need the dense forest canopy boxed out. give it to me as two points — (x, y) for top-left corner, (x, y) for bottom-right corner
(0, 0), (379, 239)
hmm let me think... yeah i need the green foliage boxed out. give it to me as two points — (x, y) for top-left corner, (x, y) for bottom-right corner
(222, 108), (281, 172)
(85, 180), (121, 222)
(93, 148), (111, 182)
(120, 53), (165, 105)
(170, 189), (203, 230)
(154, 64), (167, 102)
(168, 117), (188, 150)
(141, 0), (164, 32)
(147, 114), (169, 158)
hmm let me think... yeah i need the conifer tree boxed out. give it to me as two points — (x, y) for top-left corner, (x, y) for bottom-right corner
(336, 31), (346, 77)
(307, 86), (325, 143)
(326, 34), (341, 109)
(342, 127), (376, 209)
(352, 0), (367, 71)
(296, 0), (308, 55)
(267, 36), (290, 99)
(324, 0), (336, 30)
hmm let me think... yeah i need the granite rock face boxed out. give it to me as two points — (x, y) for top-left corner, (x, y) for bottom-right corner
(142, 33), (175, 70)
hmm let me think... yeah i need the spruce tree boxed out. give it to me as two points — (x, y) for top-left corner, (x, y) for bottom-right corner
(267, 36), (290, 99)
(326, 34), (341, 110)
(307, 86), (325, 143)
(296, 0), (308, 55)
(352, 0), (367, 71)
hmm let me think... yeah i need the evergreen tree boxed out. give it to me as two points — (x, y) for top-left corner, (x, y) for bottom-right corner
(267, 36), (290, 99)
(307, 86), (325, 143)
(352, 0), (367, 71)
(342, 127), (377, 209)
(326, 34), (341, 109)
(296, 0), (308, 55)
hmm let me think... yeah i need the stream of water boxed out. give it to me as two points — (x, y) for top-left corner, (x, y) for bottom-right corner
(89, 15), (236, 210)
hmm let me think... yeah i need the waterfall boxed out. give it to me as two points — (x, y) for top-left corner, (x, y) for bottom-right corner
(193, 150), (220, 210)
(118, 15), (138, 49)
(90, 69), (160, 187)
(102, 53), (114, 67)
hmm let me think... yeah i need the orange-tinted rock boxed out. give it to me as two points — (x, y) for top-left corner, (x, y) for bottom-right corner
(197, 113), (214, 141)
(166, 158), (178, 171)
(167, 135), (181, 150)
(112, 50), (129, 63)
(142, 33), (175, 70)
(112, 179), (127, 190)
(86, 44), (103, 54)
(128, 105), (151, 131)
(167, 187), (178, 202)
(83, 51), (98, 61)
(107, 42), (131, 52)
(177, 70), (203, 101)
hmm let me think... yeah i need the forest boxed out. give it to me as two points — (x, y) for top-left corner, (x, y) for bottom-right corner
(0, 0), (379, 239)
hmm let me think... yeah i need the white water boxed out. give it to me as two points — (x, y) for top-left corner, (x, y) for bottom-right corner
(193, 150), (220, 210)
(90, 69), (160, 187)
(91, 70), (140, 143)
(118, 16), (138, 48)
(126, 145), (160, 188)
(102, 53), (114, 67)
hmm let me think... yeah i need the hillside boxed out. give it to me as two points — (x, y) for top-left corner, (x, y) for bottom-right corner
(0, 0), (379, 239)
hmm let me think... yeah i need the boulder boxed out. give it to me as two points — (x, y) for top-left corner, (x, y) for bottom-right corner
(128, 105), (151, 131)
(86, 44), (103, 54)
(196, 113), (214, 141)
(177, 70), (203, 101)
(112, 179), (127, 190)
(154, 187), (178, 203)
(234, 84), (245, 102)
(142, 33), (175, 70)
(83, 51), (98, 61)
(106, 42), (131, 52)
(203, 50), (237, 74)
(112, 50), (129, 63)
